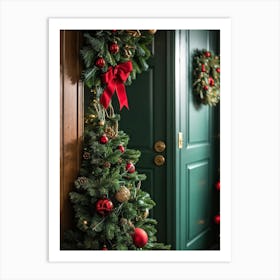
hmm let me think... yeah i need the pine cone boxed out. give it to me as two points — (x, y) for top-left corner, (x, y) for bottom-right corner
(105, 126), (116, 139)
(120, 218), (128, 225)
(83, 152), (91, 160)
(103, 162), (111, 168)
(77, 176), (88, 185)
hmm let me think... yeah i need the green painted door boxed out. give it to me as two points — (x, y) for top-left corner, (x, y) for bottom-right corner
(115, 31), (173, 245)
(116, 30), (220, 250)
(175, 30), (220, 250)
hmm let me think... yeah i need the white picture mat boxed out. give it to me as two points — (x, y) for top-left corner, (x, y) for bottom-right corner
(0, 1), (279, 279)
(49, 17), (231, 262)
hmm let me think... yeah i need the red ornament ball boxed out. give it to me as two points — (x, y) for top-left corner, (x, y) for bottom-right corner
(100, 134), (109, 144)
(118, 145), (125, 153)
(102, 245), (108, 250)
(109, 43), (119, 54)
(133, 227), (148, 248)
(126, 162), (135, 173)
(95, 57), (106, 68)
(215, 181), (220, 191)
(203, 85), (209, 91)
(201, 64), (206, 72)
(205, 51), (211, 57)
(214, 214), (220, 224)
(216, 67), (220, 73)
(208, 77), (215, 87)
(96, 198), (113, 216)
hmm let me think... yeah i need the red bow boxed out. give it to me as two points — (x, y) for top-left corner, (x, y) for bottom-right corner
(100, 61), (133, 110)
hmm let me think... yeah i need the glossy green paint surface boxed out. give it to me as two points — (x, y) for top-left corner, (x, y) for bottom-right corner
(115, 31), (169, 244)
(175, 30), (220, 250)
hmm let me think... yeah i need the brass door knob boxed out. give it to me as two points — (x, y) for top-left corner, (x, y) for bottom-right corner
(154, 155), (165, 166)
(154, 141), (166, 152)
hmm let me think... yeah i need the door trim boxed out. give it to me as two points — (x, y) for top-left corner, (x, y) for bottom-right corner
(166, 31), (177, 248)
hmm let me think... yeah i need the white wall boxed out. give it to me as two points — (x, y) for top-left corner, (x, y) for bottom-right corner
(0, 1), (279, 279)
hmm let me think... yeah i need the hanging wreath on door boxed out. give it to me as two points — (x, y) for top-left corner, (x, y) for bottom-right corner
(192, 49), (220, 106)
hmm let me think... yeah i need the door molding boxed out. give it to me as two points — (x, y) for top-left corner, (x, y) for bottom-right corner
(165, 31), (177, 248)
(60, 30), (84, 240)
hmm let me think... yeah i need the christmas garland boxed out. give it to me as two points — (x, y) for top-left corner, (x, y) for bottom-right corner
(62, 30), (171, 250)
(80, 29), (157, 110)
(192, 49), (220, 106)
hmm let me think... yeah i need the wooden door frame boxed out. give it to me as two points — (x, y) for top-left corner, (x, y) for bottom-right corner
(60, 30), (84, 241)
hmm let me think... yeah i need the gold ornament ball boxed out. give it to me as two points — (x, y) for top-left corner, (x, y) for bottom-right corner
(98, 120), (105, 126)
(115, 186), (131, 202)
(148, 29), (157, 35)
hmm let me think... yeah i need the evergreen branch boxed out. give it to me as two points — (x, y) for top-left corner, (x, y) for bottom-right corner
(84, 33), (104, 52)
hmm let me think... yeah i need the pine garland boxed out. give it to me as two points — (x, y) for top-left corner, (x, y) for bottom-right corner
(192, 49), (220, 106)
(80, 30), (154, 96)
(62, 30), (171, 250)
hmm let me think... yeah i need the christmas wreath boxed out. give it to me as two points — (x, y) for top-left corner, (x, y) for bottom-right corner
(80, 29), (156, 110)
(192, 49), (220, 106)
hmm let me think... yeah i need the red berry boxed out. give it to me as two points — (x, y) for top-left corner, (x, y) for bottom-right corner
(95, 57), (105, 68)
(201, 64), (206, 72)
(102, 245), (108, 250)
(126, 162), (135, 173)
(216, 68), (220, 73)
(118, 145), (125, 153)
(214, 214), (220, 224)
(215, 181), (220, 191)
(205, 51), (211, 57)
(100, 134), (108, 144)
(208, 77), (215, 86)
(109, 43), (119, 54)
(203, 85), (209, 91)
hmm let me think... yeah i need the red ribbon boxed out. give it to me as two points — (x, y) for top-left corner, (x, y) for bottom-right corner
(100, 61), (133, 110)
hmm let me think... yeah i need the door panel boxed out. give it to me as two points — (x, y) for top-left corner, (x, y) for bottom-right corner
(176, 30), (220, 250)
(115, 31), (168, 244)
(188, 160), (210, 240)
(118, 70), (155, 149)
(189, 107), (210, 143)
